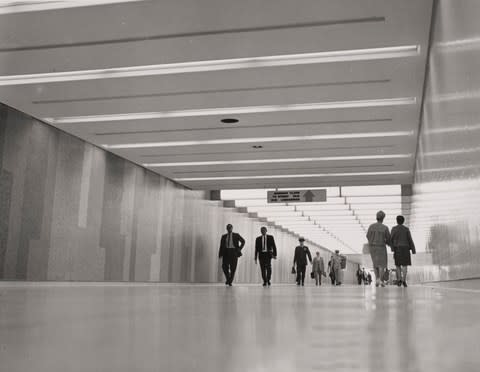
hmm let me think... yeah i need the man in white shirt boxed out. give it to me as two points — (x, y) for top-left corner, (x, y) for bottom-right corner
(254, 226), (277, 286)
(218, 224), (245, 286)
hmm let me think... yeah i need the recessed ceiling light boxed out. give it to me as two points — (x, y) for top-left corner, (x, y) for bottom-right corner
(143, 153), (412, 167)
(0, 45), (420, 86)
(103, 130), (414, 149)
(221, 118), (239, 124)
(45, 97), (416, 124)
(174, 170), (411, 182)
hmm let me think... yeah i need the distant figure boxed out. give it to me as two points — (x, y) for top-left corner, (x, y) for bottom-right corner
(389, 268), (397, 285)
(293, 237), (312, 286)
(362, 268), (368, 285)
(391, 215), (416, 287)
(312, 252), (325, 286)
(366, 211), (391, 287)
(218, 224), (245, 286)
(383, 268), (390, 284)
(331, 250), (343, 285)
(367, 272), (372, 285)
(356, 265), (363, 285)
(255, 226), (277, 286)
(328, 256), (335, 285)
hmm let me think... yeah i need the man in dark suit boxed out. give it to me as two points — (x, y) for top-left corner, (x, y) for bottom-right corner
(219, 224), (245, 286)
(293, 237), (312, 286)
(255, 226), (277, 286)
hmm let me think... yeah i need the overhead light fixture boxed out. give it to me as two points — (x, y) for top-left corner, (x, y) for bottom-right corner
(436, 37), (480, 51)
(422, 147), (480, 157)
(0, 0), (145, 15)
(175, 170), (411, 181)
(46, 97), (416, 124)
(143, 153), (412, 167)
(103, 129), (414, 149)
(0, 45), (420, 86)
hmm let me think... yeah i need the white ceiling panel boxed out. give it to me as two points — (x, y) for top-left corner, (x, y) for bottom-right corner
(0, 0), (433, 193)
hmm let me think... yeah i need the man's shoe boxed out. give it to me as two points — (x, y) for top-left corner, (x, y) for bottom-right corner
(228, 282), (232, 286)
(263, 282), (267, 287)
(403, 281), (408, 287)
(268, 281), (271, 286)
(301, 282), (304, 286)
(225, 281), (229, 285)
(397, 281), (402, 287)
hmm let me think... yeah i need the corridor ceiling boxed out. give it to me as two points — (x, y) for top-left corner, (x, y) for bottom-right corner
(0, 0), (433, 191)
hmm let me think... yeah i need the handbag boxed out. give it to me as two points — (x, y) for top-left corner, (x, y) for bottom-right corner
(291, 266), (296, 274)
(310, 272), (315, 279)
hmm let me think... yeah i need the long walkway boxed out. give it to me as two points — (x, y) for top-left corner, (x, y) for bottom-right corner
(0, 282), (478, 372)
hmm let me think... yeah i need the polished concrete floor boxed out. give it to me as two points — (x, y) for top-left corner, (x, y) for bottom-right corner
(0, 282), (479, 372)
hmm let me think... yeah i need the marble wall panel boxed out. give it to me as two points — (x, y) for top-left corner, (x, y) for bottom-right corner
(0, 102), (357, 284)
(409, 0), (480, 282)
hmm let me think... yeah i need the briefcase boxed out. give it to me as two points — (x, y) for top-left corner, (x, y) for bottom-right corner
(291, 266), (296, 274)
(310, 272), (315, 279)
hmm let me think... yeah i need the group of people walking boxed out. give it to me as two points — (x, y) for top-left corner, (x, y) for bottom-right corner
(366, 211), (416, 287)
(219, 224), (346, 287)
(218, 224), (277, 286)
(356, 267), (373, 285)
(219, 210), (415, 288)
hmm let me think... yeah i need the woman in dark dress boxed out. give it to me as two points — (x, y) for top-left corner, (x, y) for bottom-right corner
(390, 215), (416, 287)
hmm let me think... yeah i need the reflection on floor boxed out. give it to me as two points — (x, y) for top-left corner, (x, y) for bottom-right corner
(0, 282), (478, 372)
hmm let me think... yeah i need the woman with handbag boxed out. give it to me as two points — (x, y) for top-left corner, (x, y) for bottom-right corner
(312, 252), (325, 286)
(327, 256), (335, 285)
(366, 211), (391, 287)
(391, 215), (416, 287)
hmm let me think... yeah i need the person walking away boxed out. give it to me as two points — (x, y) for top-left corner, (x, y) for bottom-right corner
(383, 268), (390, 284)
(312, 252), (325, 286)
(331, 250), (343, 286)
(391, 215), (416, 287)
(362, 268), (368, 285)
(293, 238), (312, 286)
(218, 224), (245, 286)
(366, 211), (391, 287)
(255, 226), (277, 286)
(356, 265), (363, 285)
(327, 256), (335, 285)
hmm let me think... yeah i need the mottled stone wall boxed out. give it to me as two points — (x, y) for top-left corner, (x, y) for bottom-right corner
(409, 0), (480, 283)
(0, 103), (356, 283)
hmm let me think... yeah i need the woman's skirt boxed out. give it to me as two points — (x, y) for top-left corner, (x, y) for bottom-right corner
(393, 246), (412, 266)
(369, 244), (387, 268)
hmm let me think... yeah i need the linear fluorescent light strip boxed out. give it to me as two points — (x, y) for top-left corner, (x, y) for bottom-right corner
(0, 45), (420, 87)
(175, 170), (410, 181)
(47, 97), (416, 124)
(0, 0), (146, 15)
(103, 129), (414, 149)
(143, 153), (412, 167)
